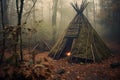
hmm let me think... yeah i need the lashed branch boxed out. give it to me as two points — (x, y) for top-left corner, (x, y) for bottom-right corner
(71, 3), (79, 13)
(71, 0), (88, 15)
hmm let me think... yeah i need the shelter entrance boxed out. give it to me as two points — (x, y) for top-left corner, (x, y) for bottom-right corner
(61, 37), (74, 58)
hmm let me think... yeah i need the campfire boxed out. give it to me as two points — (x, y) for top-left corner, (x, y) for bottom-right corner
(66, 52), (71, 57)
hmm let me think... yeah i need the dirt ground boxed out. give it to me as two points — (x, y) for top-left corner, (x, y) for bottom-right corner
(34, 52), (120, 80)
(0, 50), (120, 80)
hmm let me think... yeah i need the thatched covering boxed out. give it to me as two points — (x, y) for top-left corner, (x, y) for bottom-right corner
(48, 0), (112, 62)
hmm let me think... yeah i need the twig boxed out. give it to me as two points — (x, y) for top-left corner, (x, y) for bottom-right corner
(31, 42), (40, 52)
(42, 40), (51, 51)
(24, 0), (37, 24)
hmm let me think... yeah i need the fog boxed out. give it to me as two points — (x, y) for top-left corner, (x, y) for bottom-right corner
(1, 0), (120, 51)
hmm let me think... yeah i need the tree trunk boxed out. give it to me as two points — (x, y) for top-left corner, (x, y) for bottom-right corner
(0, 0), (5, 64)
(2, 0), (9, 25)
(33, 0), (36, 21)
(60, 0), (63, 25)
(39, 0), (43, 19)
(52, 0), (58, 43)
(93, 0), (96, 27)
(16, 0), (24, 62)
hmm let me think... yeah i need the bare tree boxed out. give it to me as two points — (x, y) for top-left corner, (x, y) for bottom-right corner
(52, 0), (58, 43)
(0, 0), (9, 64)
(40, 0), (43, 19)
(16, 0), (25, 62)
(59, 0), (63, 27)
(32, 0), (36, 21)
(0, 0), (5, 64)
(93, 0), (96, 27)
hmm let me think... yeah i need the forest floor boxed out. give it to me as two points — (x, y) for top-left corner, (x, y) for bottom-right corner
(0, 50), (120, 80)
(35, 52), (120, 80)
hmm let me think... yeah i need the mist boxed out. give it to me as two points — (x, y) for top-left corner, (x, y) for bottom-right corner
(0, 0), (120, 79)
(0, 0), (120, 52)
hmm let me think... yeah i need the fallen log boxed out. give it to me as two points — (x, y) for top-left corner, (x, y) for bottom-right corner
(110, 62), (120, 68)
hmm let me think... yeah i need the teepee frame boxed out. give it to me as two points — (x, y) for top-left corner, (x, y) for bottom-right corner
(49, 0), (112, 63)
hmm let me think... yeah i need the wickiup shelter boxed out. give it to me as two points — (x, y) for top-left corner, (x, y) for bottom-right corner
(48, 0), (112, 63)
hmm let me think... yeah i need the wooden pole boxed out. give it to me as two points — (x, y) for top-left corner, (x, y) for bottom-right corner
(91, 44), (95, 62)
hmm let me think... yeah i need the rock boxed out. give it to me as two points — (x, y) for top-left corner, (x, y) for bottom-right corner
(110, 63), (120, 68)
(51, 75), (55, 78)
(56, 69), (65, 74)
(67, 71), (70, 74)
(77, 76), (80, 79)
